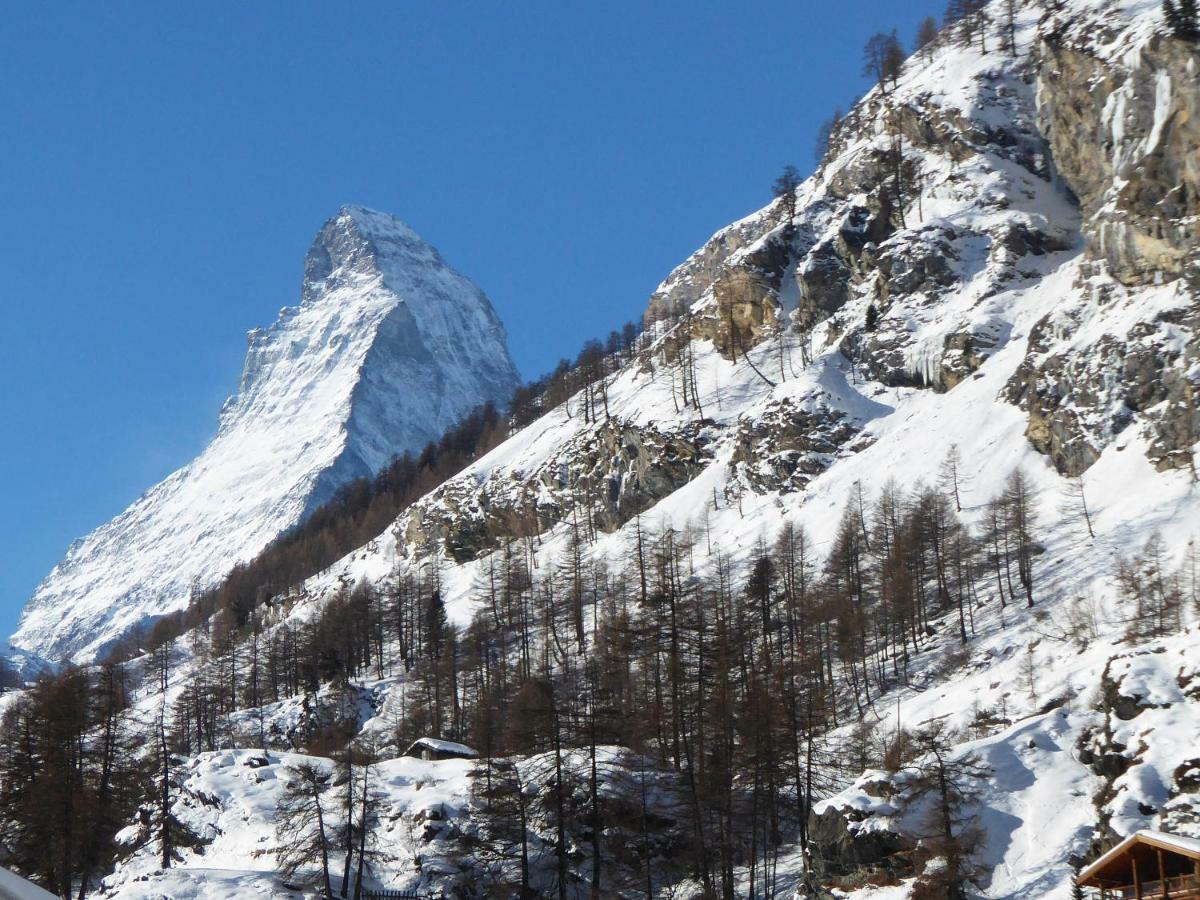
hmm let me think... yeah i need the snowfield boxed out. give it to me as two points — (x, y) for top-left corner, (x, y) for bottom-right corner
(100, 750), (476, 899)
(5, 0), (1198, 896)
(11, 206), (520, 665)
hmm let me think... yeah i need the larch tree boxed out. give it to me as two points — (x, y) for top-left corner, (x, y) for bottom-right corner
(946, 0), (991, 50)
(271, 761), (335, 896)
(773, 164), (802, 239)
(1063, 474), (1095, 540)
(1001, 0), (1020, 54)
(916, 15), (940, 58)
(863, 30), (905, 91)
(1001, 468), (1038, 607)
(903, 725), (990, 900)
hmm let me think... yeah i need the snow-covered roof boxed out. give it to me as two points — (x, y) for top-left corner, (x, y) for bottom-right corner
(1136, 830), (1200, 857)
(1078, 830), (1200, 886)
(0, 867), (57, 900)
(405, 737), (478, 758)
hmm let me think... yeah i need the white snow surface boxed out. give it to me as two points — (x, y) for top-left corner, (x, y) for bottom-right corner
(0, 868), (57, 900)
(11, 205), (520, 664)
(98, 749), (477, 899)
(11, 0), (1200, 896)
(256, 2), (1197, 896)
(1140, 830), (1200, 855)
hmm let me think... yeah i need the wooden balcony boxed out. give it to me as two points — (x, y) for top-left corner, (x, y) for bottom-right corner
(1101, 874), (1200, 899)
(1078, 830), (1200, 900)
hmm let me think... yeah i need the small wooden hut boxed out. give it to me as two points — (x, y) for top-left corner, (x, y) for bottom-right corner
(402, 737), (478, 762)
(1077, 830), (1200, 899)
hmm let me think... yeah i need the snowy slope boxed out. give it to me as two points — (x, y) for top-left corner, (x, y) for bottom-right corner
(96, 745), (685, 899)
(302, 0), (1197, 629)
(812, 627), (1200, 899)
(95, 750), (470, 899)
(244, 1), (1196, 895)
(11, 205), (520, 664)
(14, 0), (1197, 895)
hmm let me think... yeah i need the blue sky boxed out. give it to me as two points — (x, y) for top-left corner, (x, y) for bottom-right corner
(0, 0), (943, 641)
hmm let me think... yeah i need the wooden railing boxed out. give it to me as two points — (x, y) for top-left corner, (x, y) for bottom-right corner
(1113, 875), (1200, 898)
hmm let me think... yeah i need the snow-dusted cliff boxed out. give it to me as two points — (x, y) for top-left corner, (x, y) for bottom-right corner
(4, 0), (1198, 897)
(187, 0), (1196, 895)
(10, 205), (520, 663)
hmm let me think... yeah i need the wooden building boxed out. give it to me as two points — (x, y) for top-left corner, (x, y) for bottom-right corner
(1077, 830), (1200, 899)
(402, 737), (478, 762)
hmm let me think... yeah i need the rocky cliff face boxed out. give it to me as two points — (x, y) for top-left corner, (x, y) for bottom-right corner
(19, 0), (1199, 895)
(1007, 15), (1200, 475)
(1038, 29), (1199, 286)
(643, 0), (1198, 482)
(11, 205), (520, 663)
(275, 1), (1199, 894)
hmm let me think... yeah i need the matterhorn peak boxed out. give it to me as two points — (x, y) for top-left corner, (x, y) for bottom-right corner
(11, 206), (520, 663)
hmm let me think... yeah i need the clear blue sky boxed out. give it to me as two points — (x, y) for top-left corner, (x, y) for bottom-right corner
(0, 0), (943, 641)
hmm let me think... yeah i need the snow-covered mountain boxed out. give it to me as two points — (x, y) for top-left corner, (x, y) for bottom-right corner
(10, 205), (520, 664)
(126, 0), (1193, 894)
(4, 0), (1198, 896)
(312, 0), (1197, 631)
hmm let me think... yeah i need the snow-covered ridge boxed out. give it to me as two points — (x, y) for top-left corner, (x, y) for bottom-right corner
(235, 0), (1198, 894)
(10, 205), (520, 664)
(6, 0), (1198, 896)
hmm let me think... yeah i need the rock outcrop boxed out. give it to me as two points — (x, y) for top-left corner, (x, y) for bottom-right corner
(400, 419), (716, 562)
(643, 3), (1197, 479)
(1038, 32), (1200, 286)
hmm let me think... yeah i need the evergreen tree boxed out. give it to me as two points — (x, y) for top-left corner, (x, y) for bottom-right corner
(916, 15), (940, 58)
(1164, 0), (1200, 39)
(270, 762), (335, 896)
(863, 30), (906, 90)
(772, 165), (802, 238)
(865, 303), (880, 332)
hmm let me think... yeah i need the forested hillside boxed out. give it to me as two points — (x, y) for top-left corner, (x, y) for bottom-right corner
(2, 0), (1198, 897)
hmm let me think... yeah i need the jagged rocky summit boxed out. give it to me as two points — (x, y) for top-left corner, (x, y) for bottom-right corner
(10, 205), (520, 664)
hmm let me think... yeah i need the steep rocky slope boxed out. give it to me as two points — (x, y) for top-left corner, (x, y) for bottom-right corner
(233, 0), (1195, 895)
(313, 0), (1196, 625)
(12, 0), (1198, 896)
(11, 205), (520, 664)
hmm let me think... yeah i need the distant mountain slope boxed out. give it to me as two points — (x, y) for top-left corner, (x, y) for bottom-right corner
(11, 205), (520, 663)
(249, 0), (1195, 893)
(7, 0), (1198, 896)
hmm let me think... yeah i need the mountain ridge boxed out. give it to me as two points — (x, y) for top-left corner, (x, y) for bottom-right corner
(2, 0), (1199, 896)
(10, 205), (520, 664)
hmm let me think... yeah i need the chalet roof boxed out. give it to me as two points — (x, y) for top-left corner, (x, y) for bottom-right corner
(1078, 830), (1200, 887)
(404, 737), (478, 758)
(0, 865), (59, 899)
